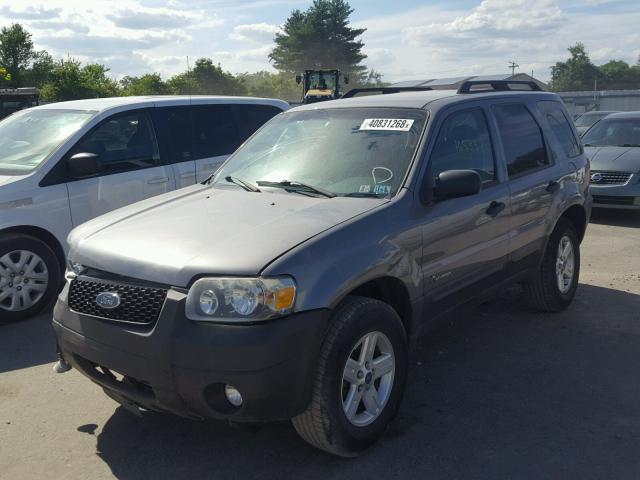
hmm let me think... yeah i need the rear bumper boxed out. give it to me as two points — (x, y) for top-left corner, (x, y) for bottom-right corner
(53, 285), (330, 422)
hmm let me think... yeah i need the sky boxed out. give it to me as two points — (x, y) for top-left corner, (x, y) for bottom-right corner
(0, 0), (638, 83)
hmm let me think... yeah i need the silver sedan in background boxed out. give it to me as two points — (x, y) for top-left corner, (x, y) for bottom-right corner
(583, 112), (640, 209)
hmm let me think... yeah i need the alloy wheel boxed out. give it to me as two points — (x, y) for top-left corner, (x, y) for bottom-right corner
(0, 250), (49, 311)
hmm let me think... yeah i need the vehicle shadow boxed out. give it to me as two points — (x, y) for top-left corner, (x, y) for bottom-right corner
(590, 208), (640, 228)
(94, 284), (640, 479)
(0, 310), (56, 373)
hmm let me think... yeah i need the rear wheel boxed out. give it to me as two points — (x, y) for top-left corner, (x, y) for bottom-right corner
(0, 234), (61, 323)
(292, 296), (408, 457)
(524, 219), (580, 312)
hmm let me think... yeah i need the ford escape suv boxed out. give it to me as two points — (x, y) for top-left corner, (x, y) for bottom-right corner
(53, 80), (591, 457)
(0, 96), (288, 322)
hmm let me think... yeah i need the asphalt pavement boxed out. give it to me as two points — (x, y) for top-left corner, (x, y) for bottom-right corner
(1, 209), (639, 480)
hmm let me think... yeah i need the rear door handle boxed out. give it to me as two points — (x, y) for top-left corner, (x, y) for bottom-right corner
(147, 176), (170, 185)
(486, 201), (506, 217)
(546, 180), (560, 193)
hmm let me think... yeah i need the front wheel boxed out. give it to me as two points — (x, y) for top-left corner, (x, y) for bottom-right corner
(292, 296), (408, 457)
(0, 234), (61, 323)
(524, 218), (580, 312)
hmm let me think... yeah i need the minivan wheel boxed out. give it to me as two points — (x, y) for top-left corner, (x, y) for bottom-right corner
(0, 234), (61, 323)
(292, 296), (408, 457)
(524, 218), (580, 312)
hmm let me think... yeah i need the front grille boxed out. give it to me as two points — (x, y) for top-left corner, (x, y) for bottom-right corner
(590, 170), (633, 185)
(592, 195), (636, 205)
(69, 275), (168, 325)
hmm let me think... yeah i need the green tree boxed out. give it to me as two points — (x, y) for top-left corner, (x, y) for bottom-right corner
(40, 59), (118, 101)
(0, 23), (34, 87)
(598, 60), (640, 90)
(549, 43), (600, 92)
(168, 58), (247, 95)
(25, 50), (55, 88)
(120, 73), (169, 96)
(238, 71), (300, 101)
(269, 0), (367, 80)
(0, 66), (10, 82)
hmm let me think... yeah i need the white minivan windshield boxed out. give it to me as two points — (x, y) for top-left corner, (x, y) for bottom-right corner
(214, 108), (427, 197)
(0, 109), (95, 175)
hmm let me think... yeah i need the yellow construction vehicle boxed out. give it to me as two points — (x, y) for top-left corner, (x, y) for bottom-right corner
(296, 69), (348, 104)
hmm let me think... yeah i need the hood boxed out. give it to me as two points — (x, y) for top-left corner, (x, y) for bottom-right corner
(585, 146), (640, 173)
(68, 185), (386, 287)
(0, 175), (19, 187)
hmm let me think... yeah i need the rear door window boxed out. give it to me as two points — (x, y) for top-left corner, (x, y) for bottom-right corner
(233, 104), (283, 143)
(154, 106), (194, 163)
(538, 101), (581, 158)
(493, 104), (549, 177)
(191, 105), (241, 159)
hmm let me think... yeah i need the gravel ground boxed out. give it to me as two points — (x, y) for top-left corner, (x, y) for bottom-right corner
(1, 209), (639, 480)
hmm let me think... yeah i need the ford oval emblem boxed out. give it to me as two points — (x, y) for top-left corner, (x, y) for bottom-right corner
(95, 292), (121, 309)
(590, 173), (603, 183)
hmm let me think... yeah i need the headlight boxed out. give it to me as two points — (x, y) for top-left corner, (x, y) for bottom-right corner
(65, 261), (85, 281)
(185, 276), (296, 322)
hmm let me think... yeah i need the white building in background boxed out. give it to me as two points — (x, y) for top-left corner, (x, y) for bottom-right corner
(557, 90), (640, 117)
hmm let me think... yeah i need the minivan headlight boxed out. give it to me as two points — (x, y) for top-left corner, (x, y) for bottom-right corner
(185, 276), (296, 322)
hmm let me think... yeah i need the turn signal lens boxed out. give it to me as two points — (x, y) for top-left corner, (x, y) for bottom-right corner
(274, 286), (296, 311)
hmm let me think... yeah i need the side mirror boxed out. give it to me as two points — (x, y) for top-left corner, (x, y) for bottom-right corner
(433, 169), (481, 201)
(295, 75), (302, 85)
(344, 75), (349, 84)
(67, 152), (103, 179)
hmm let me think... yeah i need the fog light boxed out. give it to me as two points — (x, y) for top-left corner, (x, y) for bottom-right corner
(224, 384), (243, 407)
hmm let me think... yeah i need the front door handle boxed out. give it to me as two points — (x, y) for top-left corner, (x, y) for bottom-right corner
(546, 180), (560, 193)
(147, 176), (170, 185)
(486, 201), (506, 217)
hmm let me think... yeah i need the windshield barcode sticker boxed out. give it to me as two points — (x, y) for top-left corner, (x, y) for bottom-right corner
(359, 118), (414, 131)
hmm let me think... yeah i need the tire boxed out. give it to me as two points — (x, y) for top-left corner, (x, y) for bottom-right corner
(0, 233), (62, 323)
(524, 218), (580, 312)
(292, 296), (408, 457)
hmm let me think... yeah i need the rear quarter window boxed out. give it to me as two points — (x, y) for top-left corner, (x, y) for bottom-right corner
(538, 101), (581, 158)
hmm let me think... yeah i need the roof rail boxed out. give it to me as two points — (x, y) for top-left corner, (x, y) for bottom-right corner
(342, 86), (433, 98)
(457, 80), (543, 94)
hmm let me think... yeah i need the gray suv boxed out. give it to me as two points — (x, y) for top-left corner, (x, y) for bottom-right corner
(53, 80), (591, 457)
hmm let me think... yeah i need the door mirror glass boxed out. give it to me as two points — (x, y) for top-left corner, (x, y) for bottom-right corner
(67, 152), (103, 179)
(434, 169), (481, 200)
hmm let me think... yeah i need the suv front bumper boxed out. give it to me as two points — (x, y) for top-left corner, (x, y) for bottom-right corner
(53, 285), (330, 422)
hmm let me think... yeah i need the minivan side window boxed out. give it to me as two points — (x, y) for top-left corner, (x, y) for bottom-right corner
(73, 110), (160, 175)
(538, 101), (581, 158)
(191, 105), (241, 159)
(493, 104), (549, 177)
(234, 104), (283, 143)
(156, 106), (194, 163)
(430, 108), (496, 184)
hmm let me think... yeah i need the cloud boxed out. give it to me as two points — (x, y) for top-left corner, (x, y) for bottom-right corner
(229, 23), (280, 42)
(107, 7), (199, 30)
(38, 32), (180, 58)
(364, 48), (396, 68)
(27, 20), (90, 34)
(0, 6), (61, 20)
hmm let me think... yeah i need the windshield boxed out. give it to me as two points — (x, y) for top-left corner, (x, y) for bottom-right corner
(213, 108), (427, 197)
(582, 118), (640, 146)
(0, 109), (95, 175)
(308, 72), (336, 90)
(575, 112), (610, 127)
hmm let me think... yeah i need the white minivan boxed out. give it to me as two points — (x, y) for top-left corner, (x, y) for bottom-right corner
(0, 95), (289, 321)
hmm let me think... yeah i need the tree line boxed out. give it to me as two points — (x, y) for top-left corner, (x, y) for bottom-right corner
(549, 43), (640, 91)
(0, 0), (383, 102)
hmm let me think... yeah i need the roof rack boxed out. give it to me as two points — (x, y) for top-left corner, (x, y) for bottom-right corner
(457, 80), (543, 94)
(342, 86), (433, 98)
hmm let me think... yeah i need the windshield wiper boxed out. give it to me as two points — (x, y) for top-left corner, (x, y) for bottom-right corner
(225, 175), (261, 192)
(256, 180), (336, 198)
(620, 144), (640, 147)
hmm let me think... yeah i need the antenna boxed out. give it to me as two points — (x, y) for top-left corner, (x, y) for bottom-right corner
(508, 61), (519, 76)
(186, 55), (192, 102)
